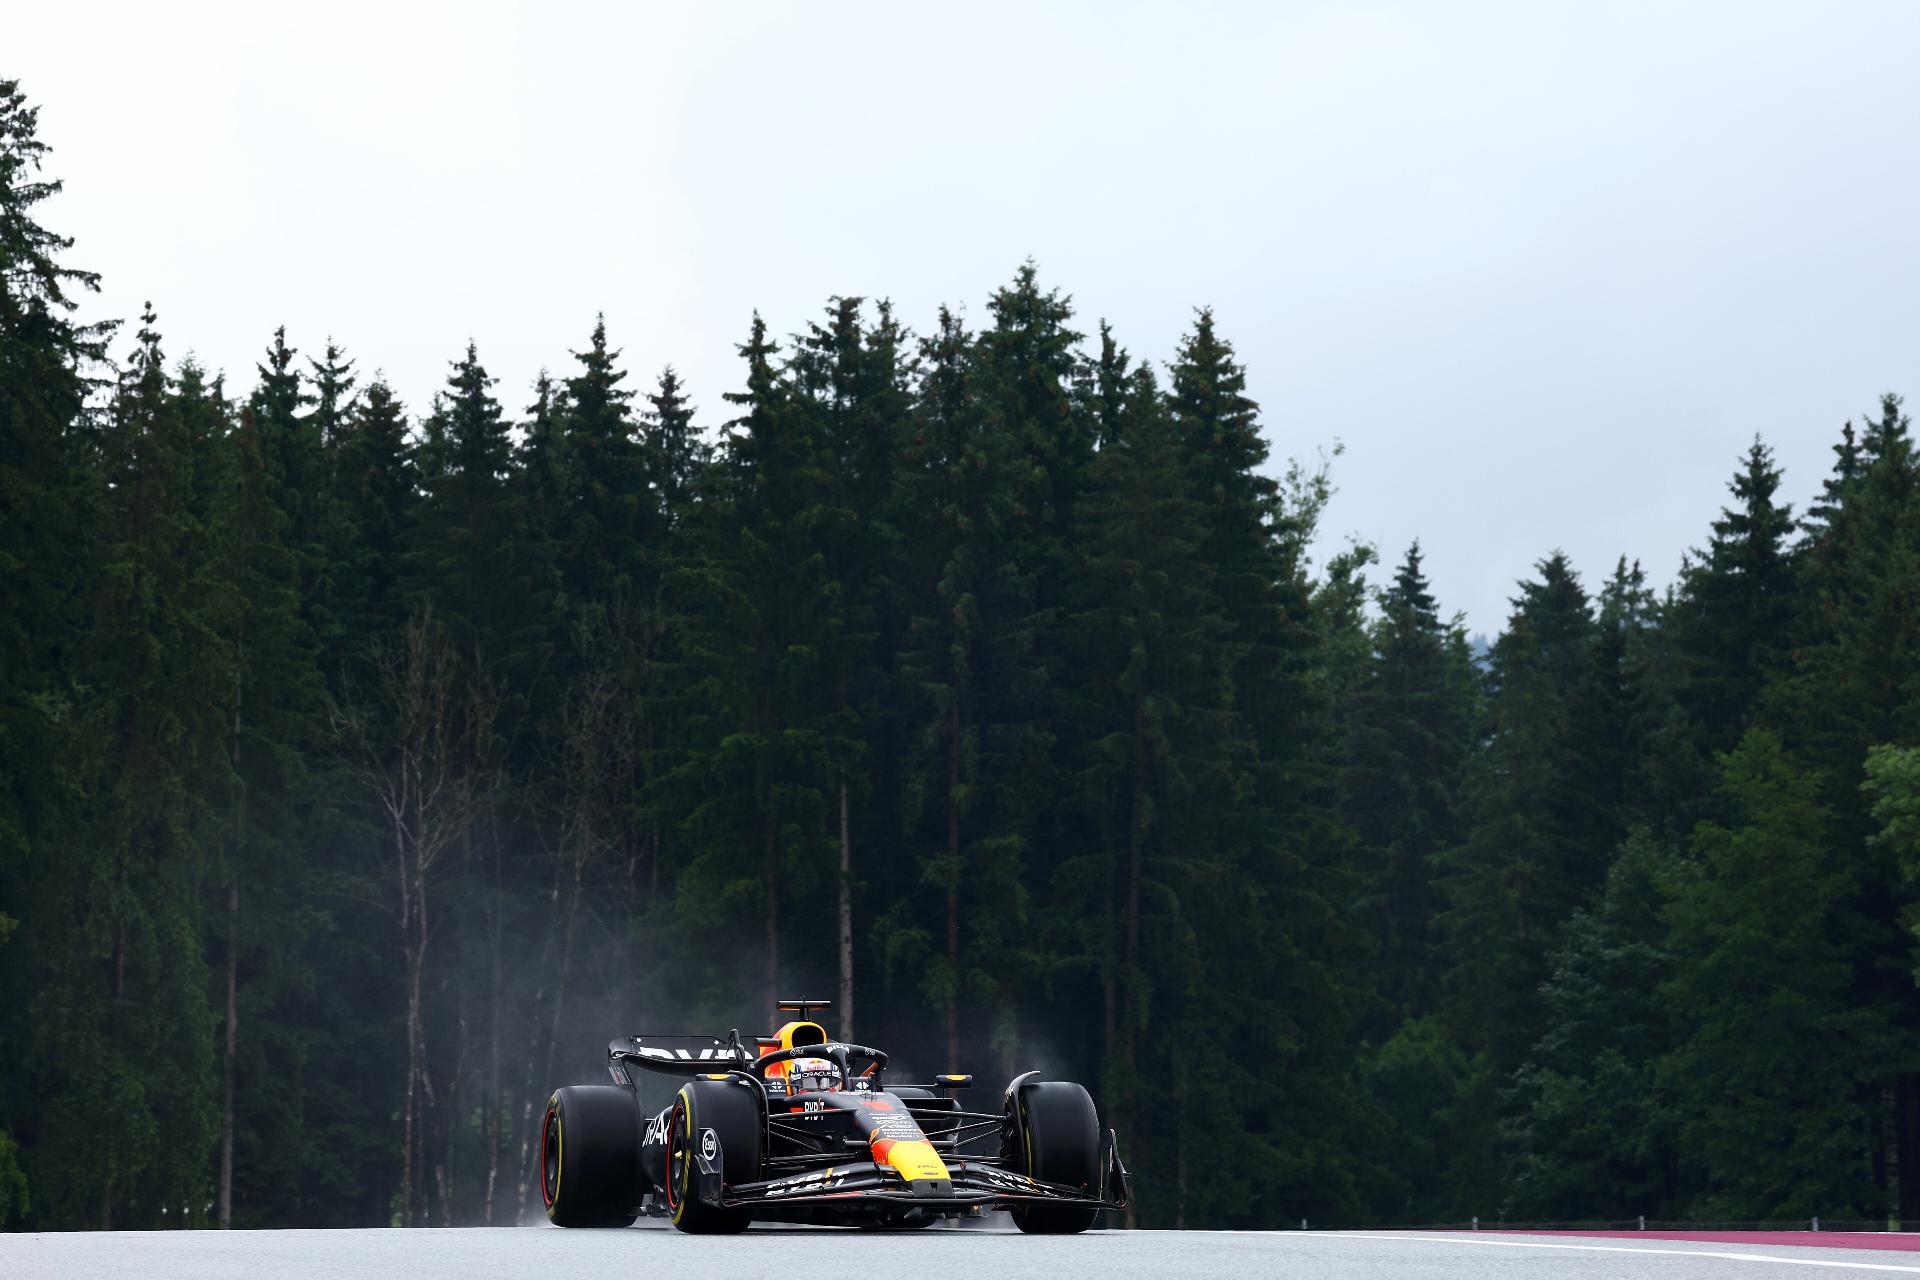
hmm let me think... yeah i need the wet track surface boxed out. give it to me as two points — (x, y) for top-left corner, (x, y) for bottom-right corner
(12, 1225), (1920, 1278)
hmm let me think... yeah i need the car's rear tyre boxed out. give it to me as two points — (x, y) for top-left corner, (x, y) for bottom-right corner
(541, 1085), (641, 1227)
(665, 1078), (761, 1234)
(1005, 1081), (1101, 1234)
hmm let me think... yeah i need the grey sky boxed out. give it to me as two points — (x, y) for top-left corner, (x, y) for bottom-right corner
(17, 2), (1920, 634)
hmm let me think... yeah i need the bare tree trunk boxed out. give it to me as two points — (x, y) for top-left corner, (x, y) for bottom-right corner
(219, 883), (239, 1229)
(337, 608), (483, 1230)
(1102, 831), (1117, 1063)
(396, 803), (416, 1227)
(407, 833), (436, 1229)
(103, 920), (125, 1229)
(1173, 1059), (1189, 1229)
(1119, 696), (1147, 1234)
(512, 840), (570, 1224)
(484, 816), (502, 1226)
(406, 920), (427, 1226)
(437, 992), (465, 1228)
(220, 668), (244, 1229)
(539, 851), (587, 1108)
(1122, 698), (1146, 1073)
(764, 801), (779, 1019)
(1889, 1085), (1902, 1232)
(945, 700), (962, 1073)
(838, 783), (854, 1042)
(648, 828), (660, 905)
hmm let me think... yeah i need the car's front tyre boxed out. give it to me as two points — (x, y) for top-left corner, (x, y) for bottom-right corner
(1004, 1081), (1101, 1234)
(664, 1078), (761, 1234)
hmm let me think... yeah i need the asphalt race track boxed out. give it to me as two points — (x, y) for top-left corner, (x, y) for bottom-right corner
(12, 1226), (1920, 1278)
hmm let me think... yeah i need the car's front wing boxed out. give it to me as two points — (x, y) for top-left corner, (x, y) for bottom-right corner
(689, 1129), (1130, 1216)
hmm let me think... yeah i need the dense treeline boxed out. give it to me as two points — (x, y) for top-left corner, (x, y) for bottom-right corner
(6, 78), (1920, 1232)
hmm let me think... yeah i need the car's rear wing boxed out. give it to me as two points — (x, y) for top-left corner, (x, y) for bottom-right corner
(607, 1033), (754, 1083)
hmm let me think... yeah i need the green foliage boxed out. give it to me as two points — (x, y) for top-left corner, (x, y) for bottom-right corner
(1347, 542), (1477, 1020)
(671, 313), (856, 1011)
(11, 72), (1920, 1234)
(1365, 1015), (1494, 1220)
(27, 308), (225, 1227)
(1438, 552), (1601, 1067)
(1506, 832), (1682, 1218)
(1660, 730), (1887, 1217)
(0, 1127), (23, 1227)
(1866, 744), (1920, 978)
(1673, 440), (1797, 753)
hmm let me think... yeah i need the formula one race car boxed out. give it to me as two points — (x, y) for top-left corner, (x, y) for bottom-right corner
(539, 999), (1128, 1233)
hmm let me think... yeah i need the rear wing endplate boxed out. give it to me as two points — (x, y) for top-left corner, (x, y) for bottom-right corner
(607, 1033), (756, 1083)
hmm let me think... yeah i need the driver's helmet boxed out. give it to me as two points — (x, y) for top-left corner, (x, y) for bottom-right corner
(788, 1056), (838, 1094)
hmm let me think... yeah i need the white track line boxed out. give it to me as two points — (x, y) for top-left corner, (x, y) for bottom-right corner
(1261, 1232), (1920, 1273)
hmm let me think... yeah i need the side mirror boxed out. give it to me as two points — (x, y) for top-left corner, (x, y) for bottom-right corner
(934, 1074), (974, 1089)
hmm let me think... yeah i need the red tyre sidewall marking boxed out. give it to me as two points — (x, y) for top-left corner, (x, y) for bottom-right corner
(664, 1098), (686, 1213)
(540, 1103), (559, 1208)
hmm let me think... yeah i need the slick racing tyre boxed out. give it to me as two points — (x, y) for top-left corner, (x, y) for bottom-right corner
(665, 1078), (762, 1234)
(541, 1086), (642, 1227)
(1005, 1081), (1101, 1234)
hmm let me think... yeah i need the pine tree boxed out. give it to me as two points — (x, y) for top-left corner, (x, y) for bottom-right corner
(674, 315), (843, 1016)
(1581, 557), (1658, 836)
(1064, 362), (1249, 1223)
(1347, 542), (1477, 1019)
(30, 310), (224, 1227)
(643, 364), (703, 521)
(787, 296), (912, 1040)
(307, 340), (358, 449)
(1866, 743), (1920, 982)
(1159, 308), (1378, 1224)
(516, 369), (569, 593)
(329, 376), (418, 658)
(392, 343), (528, 1224)
(886, 306), (1044, 1070)
(1768, 399), (1920, 1222)
(1166, 307), (1309, 770)
(409, 342), (528, 669)
(1438, 552), (1599, 1070)
(250, 329), (335, 638)
(178, 362), (328, 1228)
(1074, 320), (1131, 449)
(1507, 831), (1684, 1219)
(1783, 397), (1920, 772)
(0, 77), (113, 1228)
(553, 316), (651, 612)
(1661, 730), (1888, 1217)
(1672, 440), (1797, 754)
(948, 264), (1089, 1067)
(977, 262), (1088, 558)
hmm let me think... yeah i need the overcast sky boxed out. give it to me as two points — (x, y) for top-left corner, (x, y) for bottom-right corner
(17, 2), (1920, 634)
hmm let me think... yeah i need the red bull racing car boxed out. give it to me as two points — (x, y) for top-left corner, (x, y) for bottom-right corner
(539, 999), (1128, 1233)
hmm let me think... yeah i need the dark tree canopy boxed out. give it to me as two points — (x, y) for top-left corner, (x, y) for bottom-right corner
(6, 76), (1920, 1236)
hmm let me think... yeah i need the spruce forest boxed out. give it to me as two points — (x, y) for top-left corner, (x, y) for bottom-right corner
(7, 75), (1920, 1233)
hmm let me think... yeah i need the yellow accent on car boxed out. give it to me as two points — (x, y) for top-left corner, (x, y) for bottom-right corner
(774, 1020), (828, 1050)
(670, 1086), (692, 1227)
(881, 1138), (950, 1183)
